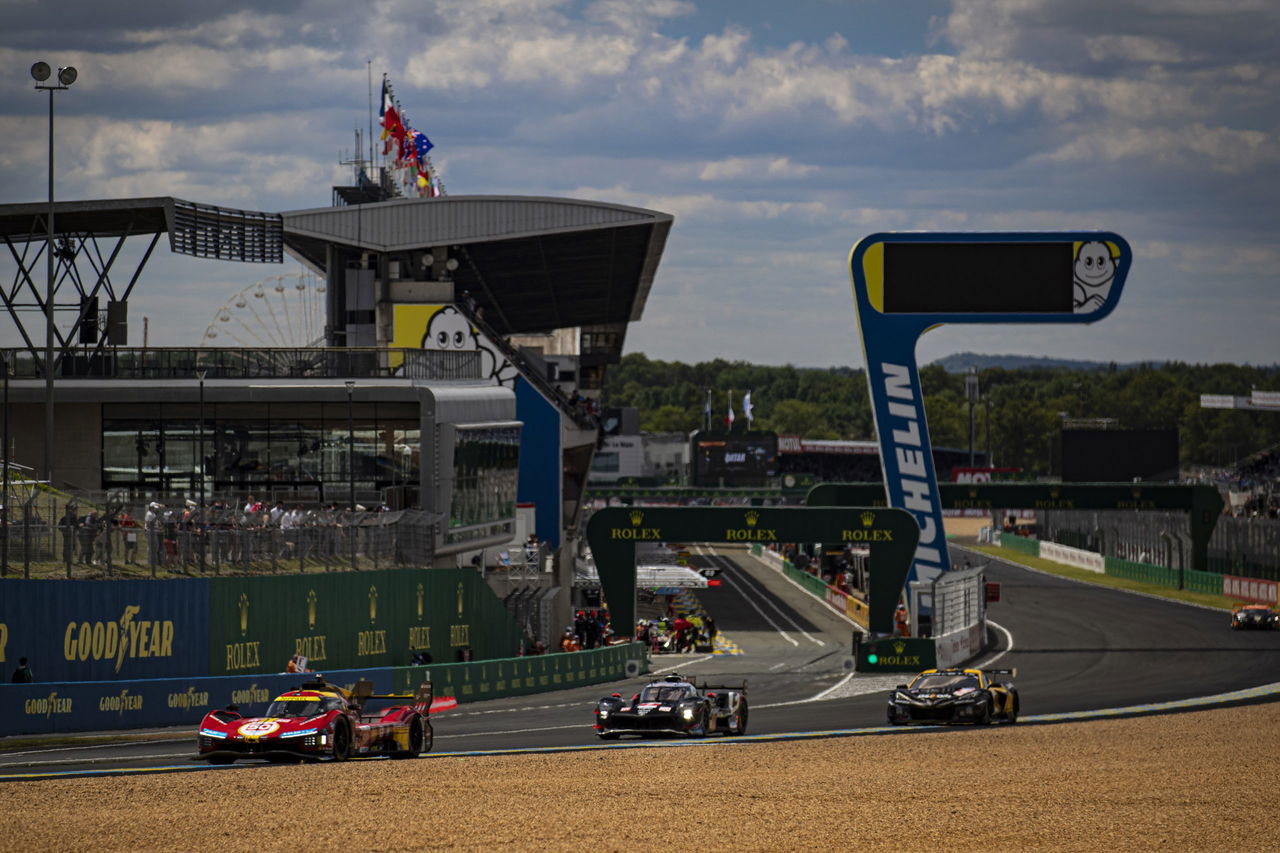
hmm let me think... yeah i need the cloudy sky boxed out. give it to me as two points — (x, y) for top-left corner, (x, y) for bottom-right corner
(1, 0), (1277, 369)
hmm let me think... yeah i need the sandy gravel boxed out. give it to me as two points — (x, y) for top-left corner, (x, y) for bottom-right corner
(5, 701), (1278, 852)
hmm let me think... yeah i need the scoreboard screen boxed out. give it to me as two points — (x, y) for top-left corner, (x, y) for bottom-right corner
(692, 431), (778, 487)
(883, 242), (1075, 314)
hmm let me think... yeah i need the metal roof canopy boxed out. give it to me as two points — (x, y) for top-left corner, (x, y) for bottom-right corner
(281, 195), (673, 337)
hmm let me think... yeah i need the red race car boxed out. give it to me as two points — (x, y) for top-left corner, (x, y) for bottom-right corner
(197, 676), (433, 764)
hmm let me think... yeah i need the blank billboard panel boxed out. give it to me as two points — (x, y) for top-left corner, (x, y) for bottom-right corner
(1061, 428), (1179, 483)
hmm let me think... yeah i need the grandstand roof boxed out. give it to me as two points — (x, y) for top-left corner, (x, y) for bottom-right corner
(281, 195), (673, 336)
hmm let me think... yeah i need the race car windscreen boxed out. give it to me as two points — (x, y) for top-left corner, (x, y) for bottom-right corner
(264, 697), (340, 718)
(640, 686), (690, 702)
(909, 674), (980, 691)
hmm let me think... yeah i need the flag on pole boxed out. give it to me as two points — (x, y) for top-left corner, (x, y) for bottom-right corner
(743, 391), (754, 426)
(726, 390), (735, 429)
(703, 388), (712, 431)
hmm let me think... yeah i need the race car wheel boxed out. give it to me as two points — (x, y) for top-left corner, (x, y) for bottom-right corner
(726, 700), (749, 735)
(691, 705), (710, 737)
(1006, 693), (1019, 725)
(393, 715), (426, 759)
(976, 698), (992, 726)
(330, 720), (352, 761)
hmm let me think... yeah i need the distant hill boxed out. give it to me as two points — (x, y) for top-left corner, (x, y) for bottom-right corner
(930, 352), (1162, 373)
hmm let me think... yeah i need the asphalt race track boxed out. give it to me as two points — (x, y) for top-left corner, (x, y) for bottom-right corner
(4, 543), (1279, 780)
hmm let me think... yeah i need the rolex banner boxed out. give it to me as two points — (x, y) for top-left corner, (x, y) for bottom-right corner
(208, 568), (522, 676)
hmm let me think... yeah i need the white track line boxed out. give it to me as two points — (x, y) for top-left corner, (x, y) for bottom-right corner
(973, 619), (1014, 669)
(699, 546), (825, 646)
(651, 654), (714, 673)
(741, 544), (864, 631)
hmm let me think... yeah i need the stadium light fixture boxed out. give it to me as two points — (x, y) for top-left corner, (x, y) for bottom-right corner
(32, 61), (79, 489)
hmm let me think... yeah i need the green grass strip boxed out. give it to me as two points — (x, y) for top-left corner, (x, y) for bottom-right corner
(964, 543), (1234, 611)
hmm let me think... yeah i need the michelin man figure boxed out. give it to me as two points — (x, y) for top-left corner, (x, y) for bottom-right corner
(421, 305), (515, 385)
(1073, 240), (1118, 312)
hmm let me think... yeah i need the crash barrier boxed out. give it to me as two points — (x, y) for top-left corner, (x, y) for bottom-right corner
(0, 568), (522, 682)
(0, 490), (436, 580)
(750, 544), (869, 628)
(1002, 533), (1236, 597)
(927, 565), (987, 669)
(1221, 574), (1278, 605)
(0, 643), (649, 737)
(999, 533), (1040, 557)
(1041, 507), (1280, 580)
(1040, 541), (1105, 573)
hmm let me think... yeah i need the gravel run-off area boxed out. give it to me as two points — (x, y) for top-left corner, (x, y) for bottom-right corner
(4, 701), (1279, 852)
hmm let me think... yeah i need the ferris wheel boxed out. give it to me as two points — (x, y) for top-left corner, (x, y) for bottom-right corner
(201, 269), (328, 348)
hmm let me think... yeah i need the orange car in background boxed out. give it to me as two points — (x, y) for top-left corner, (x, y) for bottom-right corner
(1230, 604), (1279, 630)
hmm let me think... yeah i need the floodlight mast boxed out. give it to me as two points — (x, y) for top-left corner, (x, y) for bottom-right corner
(31, 61), (77, 488)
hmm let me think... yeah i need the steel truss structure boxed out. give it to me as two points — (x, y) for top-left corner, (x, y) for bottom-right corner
(0, 197), (281, 375)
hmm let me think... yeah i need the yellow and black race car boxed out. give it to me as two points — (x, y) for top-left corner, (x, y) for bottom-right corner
(887, 667), (1019, 725)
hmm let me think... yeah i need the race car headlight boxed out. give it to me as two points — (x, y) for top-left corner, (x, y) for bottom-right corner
(598, 709), (609, 719)
(892, 692), (911, 703)
(681, 708), (695, 720)
(199, 728), (228, 739)
(279, 728), (319, 739)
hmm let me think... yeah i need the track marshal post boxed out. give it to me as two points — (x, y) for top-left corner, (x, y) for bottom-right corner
(850, 232), (1132, 623)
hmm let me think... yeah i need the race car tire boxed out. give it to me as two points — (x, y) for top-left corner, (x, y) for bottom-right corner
(691, 705), (710, 737)
(393, 715), (426, 759)
(422, 719), (434, 753)
(330, 719), (352, 761)
(976, 699), (992, 726)
(1006, 693), (1019, 725)
(726, 700), (749, 735)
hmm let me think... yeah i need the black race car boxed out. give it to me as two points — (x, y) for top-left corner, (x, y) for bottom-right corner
(1231, 604), (1279, 630)
(887, 667), (1019, 725)
(594, 674), (747, 739)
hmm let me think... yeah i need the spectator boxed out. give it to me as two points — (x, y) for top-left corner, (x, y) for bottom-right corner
(119, 510), (139, 564)
(11, 656), (33, 683)
(79, 510), (101, 565)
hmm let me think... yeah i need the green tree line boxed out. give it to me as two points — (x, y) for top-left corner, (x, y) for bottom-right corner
(601, 354), (1280, 476)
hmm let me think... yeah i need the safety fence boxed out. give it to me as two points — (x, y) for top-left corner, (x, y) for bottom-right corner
(0, 642), (649, 737)
(0, 491), (438, 579)
(1040, 508), (1280, 581)
(999, 533), (1248, 599)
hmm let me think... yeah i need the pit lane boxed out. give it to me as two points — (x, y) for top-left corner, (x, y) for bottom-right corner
(3, 543), (1279, 779)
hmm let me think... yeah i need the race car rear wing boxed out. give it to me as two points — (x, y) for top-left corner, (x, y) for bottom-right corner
(351, 679), (434, 712)
(982, 668), (1017, 679)
(689, 677), (748, 693)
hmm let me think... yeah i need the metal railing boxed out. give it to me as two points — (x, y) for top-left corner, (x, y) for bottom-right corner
(1, 347), (481, 381)
(0, 490), (441, 579)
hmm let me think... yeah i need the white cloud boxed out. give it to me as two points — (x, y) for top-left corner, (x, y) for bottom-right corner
(1033, 123), (1275, 173)
(696, 156), (816, 181)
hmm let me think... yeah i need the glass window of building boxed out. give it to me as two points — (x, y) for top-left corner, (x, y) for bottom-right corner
(450, 426), (520, 529)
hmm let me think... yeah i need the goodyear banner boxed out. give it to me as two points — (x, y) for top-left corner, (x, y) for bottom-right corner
(208, 568), (523, 677)
(0, 578), (209, 683)
(0, 667), (390, 737)
(0, 646), (647, 736)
